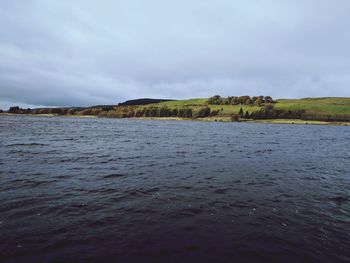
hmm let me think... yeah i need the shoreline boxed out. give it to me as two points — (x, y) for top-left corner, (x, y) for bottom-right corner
(138, 116), (349, 126)
(1, 113), (349, 126)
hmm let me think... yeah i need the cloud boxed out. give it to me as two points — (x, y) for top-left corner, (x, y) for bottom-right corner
(0, 0), (350, 108)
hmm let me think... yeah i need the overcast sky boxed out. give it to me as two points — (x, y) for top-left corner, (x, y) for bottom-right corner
(0, 0), (349, 108)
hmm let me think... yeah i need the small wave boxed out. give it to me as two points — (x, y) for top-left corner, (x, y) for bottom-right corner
(255, 149), (273, 154)
(214, 188), (228, 194)
(103, 173), (125, 179)
(329, 196), (349, 205)
(5, 143), (47, 147)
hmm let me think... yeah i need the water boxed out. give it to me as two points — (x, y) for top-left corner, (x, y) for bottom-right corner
(0, 115), (349, 263)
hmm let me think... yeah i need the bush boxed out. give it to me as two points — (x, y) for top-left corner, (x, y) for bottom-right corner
(250, 105), (305, 120)
(301, 113), (350, 122)
(159, 106), (172, 117)
(210, 109), (220, 117)
(49, 108), (64, 114)
(134, 108), (145, 117)
(78, 108), (93, 115)
(67, 108), (78, 115)
(143, 107), (159, 117)
(9, 106), (21, 113)
(192, 107), (211, 118)
(172, 108), (179, 117)
(178, 108), (192, 118)
(230, 114), (240, 122)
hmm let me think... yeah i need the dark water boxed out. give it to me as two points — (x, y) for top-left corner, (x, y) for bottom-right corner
(1, 115), (350, 263)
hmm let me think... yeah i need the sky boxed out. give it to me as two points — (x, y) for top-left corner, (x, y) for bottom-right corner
(0, 0), (350, 109)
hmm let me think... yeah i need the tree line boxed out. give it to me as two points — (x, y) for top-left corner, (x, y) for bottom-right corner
(5, 104), (350, 122)
(207, 95), (274, 106)
(246, 104), (350, 122)
(6, 106), (216, 119)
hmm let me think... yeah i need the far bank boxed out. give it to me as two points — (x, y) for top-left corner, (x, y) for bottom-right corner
(1, 113), (349, 126)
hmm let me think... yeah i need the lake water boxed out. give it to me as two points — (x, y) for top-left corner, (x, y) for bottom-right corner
(0, 115), (350, 263)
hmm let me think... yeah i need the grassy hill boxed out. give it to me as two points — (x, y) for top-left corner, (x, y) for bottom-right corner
(275, 97), (350, 114)
(151, 97), (350, 117)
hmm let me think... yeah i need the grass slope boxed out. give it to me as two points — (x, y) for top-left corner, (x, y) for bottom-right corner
(154, 98), (260, 115)
(275, 97), (350, 114)
(151, 97), (350, 116)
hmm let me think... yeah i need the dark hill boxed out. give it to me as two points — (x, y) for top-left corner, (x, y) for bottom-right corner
(118, 98), (175, 106)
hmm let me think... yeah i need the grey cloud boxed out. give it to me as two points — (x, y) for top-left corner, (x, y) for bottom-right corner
(0, 0), (350, 108)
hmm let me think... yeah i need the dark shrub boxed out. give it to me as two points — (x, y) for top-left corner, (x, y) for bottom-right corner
(159, 106), (172, 117)
(50, 108), (63, 114)
(134, 108), (145, 117)
(143, 107), (160, 117)
(193, 107), (211, 118)
(90, 108), (102, 115)
(210, 109), (220, 117)
(251, 106), (305, 120)
(101, 106), (114, 111)
(9, 106), (20, 113)
(79, 108), (92, 115)
(60, 108), (68, 115)
(67, 108), (78, 115)
(231, 114), (240, 122)
(178, 108), (192, 118)
(301, 113), (350, 122)
(171, 108), (178, 117)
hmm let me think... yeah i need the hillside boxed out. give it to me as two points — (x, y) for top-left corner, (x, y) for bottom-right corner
(3, 97), (350, 123)
(151, 97), (350, 117)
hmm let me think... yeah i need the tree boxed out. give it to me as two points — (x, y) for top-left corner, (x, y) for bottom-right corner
(255, 98), (263, 106)
(239, 107), (244, 117)
(238, 96), (251, 105)
(9, 106), (20, 113)
(228, 96), (239, 105)
(208, 95), (222, 105)
(264, 96), (274, 103)
(244, 111), (250, 119)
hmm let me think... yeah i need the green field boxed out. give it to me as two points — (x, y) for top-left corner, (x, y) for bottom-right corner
(275, 97), (350, 114)
(151, 97), (350, 116)
(153, 98), (260, 115)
